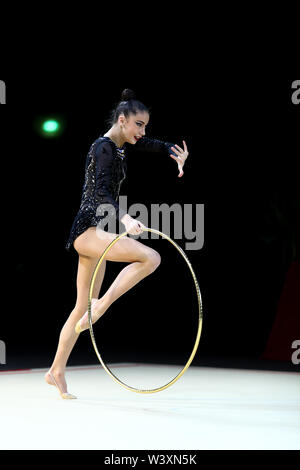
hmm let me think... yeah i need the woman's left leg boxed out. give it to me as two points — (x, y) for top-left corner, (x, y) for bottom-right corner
(45, 254), (106, 394)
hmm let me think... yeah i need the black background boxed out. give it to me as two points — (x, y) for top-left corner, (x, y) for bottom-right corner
(0, 75), (299, 372)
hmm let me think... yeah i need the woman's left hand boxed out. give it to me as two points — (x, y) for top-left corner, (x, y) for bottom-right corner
(170, 140), (189, 178)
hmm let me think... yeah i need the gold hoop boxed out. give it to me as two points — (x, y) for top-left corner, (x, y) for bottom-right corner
(88, 227), (203, 394)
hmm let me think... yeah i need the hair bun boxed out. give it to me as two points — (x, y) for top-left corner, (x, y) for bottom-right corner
(121, 88), (136, 101)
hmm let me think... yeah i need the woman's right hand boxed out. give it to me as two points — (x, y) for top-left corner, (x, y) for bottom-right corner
(121, 214), (146, 235)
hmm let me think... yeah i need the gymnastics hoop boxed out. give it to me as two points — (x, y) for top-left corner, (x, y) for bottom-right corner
(88, 227), (203, 394)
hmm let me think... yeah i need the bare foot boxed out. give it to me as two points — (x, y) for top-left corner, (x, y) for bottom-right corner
(44, 369), (68, 394)
(75, 298), (108, 333)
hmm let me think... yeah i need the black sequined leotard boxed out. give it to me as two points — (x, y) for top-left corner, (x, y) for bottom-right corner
(65, 135), (176, 251)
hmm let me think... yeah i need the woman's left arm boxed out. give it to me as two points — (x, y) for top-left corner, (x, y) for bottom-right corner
(133, 136), (189, 178)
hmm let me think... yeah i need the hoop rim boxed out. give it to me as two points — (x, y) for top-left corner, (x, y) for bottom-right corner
(88, 227), (203, 394)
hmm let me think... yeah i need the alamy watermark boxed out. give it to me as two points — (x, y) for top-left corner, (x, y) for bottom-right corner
(291, 340), (300, 365)
(291, 80), (300, 105)
(96, 197), (204, 251)
(0, 340), (6, 364)
(0, 80), (6, 104)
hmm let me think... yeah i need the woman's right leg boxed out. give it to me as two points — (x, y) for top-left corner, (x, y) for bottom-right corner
(74, 227), (161, 330)
(46, 227), (161, 396)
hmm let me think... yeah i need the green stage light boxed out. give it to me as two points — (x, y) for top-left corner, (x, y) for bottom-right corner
(34, 115), (65, 138)
(43, 120), (60, 134)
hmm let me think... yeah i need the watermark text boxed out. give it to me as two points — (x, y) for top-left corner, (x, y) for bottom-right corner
(291, 80), (300, 105)
(0, 340), (6, 364)
(291, 339), (300, 365)
(95, 197), (204, 251)
(0, 80), (6, 104)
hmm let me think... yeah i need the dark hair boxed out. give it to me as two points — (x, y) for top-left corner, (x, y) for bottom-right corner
(108, 89), (149, 126)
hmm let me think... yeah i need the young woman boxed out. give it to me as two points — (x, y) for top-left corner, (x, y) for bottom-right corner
(45, 89), (189, 398)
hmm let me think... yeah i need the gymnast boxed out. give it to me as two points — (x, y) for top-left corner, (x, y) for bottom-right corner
(45, 89), (189, 398)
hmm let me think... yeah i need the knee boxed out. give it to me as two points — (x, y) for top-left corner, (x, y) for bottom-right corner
(144, 250), (161, 274)
(73, 297), (98, 317)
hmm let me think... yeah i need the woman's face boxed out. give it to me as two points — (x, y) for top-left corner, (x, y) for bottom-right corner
(119, 111), (150, 145)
